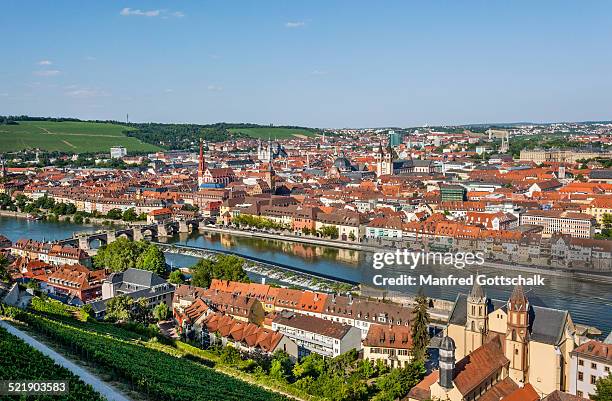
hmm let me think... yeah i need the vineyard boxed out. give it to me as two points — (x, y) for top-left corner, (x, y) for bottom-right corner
(0, 327), (105, 401)
(12, 311), (292, 401)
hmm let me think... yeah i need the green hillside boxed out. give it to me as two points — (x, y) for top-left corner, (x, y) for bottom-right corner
(228, 127), (317, 139)
(0, 121), (161, 153)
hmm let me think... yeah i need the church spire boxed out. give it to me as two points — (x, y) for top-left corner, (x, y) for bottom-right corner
(197, 138), (206, 187)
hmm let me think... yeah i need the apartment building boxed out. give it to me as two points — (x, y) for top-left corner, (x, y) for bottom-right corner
(272, 311), (362, 358)
(520, 210), (595, 238)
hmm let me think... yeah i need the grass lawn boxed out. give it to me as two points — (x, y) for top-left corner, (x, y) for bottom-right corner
(228, 127), (317, 139)
(0, 121), (161, 153)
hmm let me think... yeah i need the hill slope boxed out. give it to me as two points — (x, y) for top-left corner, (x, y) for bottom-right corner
(0, 121), (161, 153)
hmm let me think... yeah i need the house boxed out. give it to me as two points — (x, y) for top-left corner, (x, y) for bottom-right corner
(147, 207), (173, 224)
(272, 311), (362, 358)
(366, 216), (404, 240)
(465, 211), (518, 231)
(363, 323), (412, 368)
(322, 293), (412, 339)
(45, 264), (107, 304)
(10, 239), (91, 267)
(172, 283), (266, 326)
(569, 340), (612, 398)
(201, 312), (298, 360)
(91, 268), (175, 319)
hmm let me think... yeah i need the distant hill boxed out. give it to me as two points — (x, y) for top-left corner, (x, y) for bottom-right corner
(0, 120), (161, 153)
(0, 117), (320, 152)
(227, 126), (317, 139)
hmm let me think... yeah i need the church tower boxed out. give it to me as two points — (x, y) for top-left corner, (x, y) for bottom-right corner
(375, 142), (393, 177)
(465, 282), (488, 355)
(265, 149), (276, 194)
(197, 138), (207, 187)
(506, 284), (530, 385)
(439, 336), (456, 389)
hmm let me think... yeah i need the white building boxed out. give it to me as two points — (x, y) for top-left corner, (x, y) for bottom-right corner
(569, 340), (612, 398)
(110, 146), (127, 159)
(272, 311), (362, 358)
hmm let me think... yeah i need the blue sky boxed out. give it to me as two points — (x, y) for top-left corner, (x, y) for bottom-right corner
(1, 1), (611, 127)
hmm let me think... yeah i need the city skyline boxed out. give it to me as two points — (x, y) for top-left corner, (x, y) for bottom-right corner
(2, 1), (612, 127)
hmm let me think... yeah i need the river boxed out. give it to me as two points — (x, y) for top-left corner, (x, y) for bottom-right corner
(1, 216), (611, 336)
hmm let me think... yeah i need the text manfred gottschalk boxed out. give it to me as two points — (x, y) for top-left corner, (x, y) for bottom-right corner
(370, 250), (546, 288)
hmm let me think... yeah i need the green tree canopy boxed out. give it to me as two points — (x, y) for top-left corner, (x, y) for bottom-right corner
(168, 270), (185, 284)
(105, 295), (132, 322)
(0, 253), (10, 283)
(136, 244), (166, 275)
(94, 238), (165, 274)
(411, 292), (430, 362)
(190, 255), (249, 288)
(152, 302), (170, 322)
(593, 373), (612, 401)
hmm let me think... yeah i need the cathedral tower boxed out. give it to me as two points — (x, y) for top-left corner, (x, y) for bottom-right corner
(465, 281), (487, 355)
(197, 138), (207, 187)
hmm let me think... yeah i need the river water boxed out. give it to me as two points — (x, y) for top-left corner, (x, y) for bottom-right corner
(1, 216), (611, 336)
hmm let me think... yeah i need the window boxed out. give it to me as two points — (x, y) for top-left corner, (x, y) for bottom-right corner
(591, 362), (597, 369)
(606, 366), (610, 373)
(591, 375), (597, 385)
(577, 391), (583, 397)
(578, 372), (583, 381)
(578, 359), (584, 366)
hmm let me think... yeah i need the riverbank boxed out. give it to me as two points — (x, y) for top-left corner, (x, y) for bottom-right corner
(200, 226), (382, 252)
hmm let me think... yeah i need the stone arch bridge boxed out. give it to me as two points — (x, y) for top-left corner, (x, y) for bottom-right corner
(60, 218), (205, 250)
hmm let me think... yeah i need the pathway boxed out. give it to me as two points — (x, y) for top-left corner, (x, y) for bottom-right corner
(0, 320), (132, 401)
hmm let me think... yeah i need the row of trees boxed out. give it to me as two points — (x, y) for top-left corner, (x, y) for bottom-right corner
(0, 194), (146, 224)
(232, 214), (290, 231)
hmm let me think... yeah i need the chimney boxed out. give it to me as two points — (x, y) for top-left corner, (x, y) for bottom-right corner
(438, 336), (456, 389)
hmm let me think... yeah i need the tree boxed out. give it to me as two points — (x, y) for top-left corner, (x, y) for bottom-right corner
(293, 353), (325, 379)
(593, 373), (612, 401)
(602, 213), (612, 230)
(106, 208), (123, 220)
(190, 255), (249, 288)
(105, 295), (132, 322)
(269, 350), (294, 382)
(168, 270), (185, 284)
(373, 360), (426, 401)
(0, 253), (10, 283)
(94, 238), (157, 272)
(153, 302), (170, 322)
(136, 244), (166, 275)
(411, 291), (430, 362)
(318, 225), (339, 239)
(130, 297), (151, 324)
(122, 208), (138, 222)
